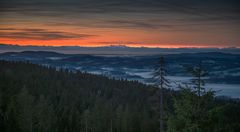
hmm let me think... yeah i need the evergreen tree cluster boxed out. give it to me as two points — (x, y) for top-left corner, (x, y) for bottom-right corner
(0, 60), (239, 132)
(167, 62), (240, 132)
(0, 60), (171, 132)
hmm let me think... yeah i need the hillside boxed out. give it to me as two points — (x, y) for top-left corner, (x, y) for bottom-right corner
(0, 60), (169, 132)
(0, 61), (240, 132)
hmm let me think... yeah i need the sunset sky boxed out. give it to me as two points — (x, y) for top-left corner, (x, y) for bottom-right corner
(0, 0), (239, 48)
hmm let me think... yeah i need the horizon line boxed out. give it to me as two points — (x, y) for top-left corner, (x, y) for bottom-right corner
(1, 43), (239, 49)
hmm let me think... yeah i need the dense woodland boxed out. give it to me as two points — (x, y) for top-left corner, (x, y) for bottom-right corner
(0, 60), (240, 132)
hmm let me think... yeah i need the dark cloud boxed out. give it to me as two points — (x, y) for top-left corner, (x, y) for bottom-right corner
(0, 28), (96, 40)
(46, 19), (183, 31)
(0, 0), (239, 32)
(1, 0), (239, 21)
(106, 20), (160, 29)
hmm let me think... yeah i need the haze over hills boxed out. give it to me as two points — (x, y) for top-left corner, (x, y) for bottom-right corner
(1, 44), (240, 98)
(1, 50), (240, 98)
(1, 44), (240, 55)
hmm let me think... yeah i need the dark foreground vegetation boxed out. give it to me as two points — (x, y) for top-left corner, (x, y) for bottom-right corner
(0, 60), (240, 132)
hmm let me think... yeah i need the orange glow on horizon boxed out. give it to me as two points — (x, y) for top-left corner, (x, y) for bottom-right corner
(0, 25), (239, 48)
(0, 38), (232, 48)
(0, 23), (239, 48)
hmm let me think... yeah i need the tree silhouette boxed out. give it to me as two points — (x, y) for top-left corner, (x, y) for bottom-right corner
(167, 62), (215, 132)
(153, 57), (170, 132)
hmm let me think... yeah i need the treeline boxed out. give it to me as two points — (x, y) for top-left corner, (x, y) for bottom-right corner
(0, 60), (173, 132)
(0, 60), (239, 132)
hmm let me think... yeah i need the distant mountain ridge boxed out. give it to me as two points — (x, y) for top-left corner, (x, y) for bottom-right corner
(1, 50), (239, 82)
(1, 44), (240, 55)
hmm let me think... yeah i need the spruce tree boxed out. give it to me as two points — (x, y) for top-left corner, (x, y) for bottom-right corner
(17, 87), (34, 132)
(153, 57), (170, 132)
(167, 62), (214, 132)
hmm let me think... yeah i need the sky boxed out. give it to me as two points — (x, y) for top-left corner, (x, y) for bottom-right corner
(0, 0), (239, 48)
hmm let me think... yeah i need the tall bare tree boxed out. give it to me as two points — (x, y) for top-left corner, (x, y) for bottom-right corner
(153, 57), (170, 132)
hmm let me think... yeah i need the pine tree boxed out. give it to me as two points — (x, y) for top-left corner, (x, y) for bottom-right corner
(35, 95), (56, 132)
(17, 87), (34, 132)
(83, 108), (90, 132)
(0, 91), (3, 129)
(153, 57), (170, 132)
(167, 62), (214, 132)
(187, 61), (208, 99)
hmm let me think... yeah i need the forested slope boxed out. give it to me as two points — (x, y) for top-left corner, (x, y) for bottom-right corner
(0, 60), (171, 132)
(0, 60), (239, 132)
